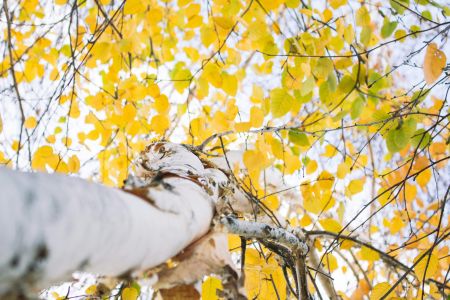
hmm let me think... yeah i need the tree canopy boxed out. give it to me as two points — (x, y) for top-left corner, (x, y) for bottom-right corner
(0, 0), (449, 299)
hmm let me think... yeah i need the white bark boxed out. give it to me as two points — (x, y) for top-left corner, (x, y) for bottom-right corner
(219, 216), (309, 255)
(0, 143), (219, 295)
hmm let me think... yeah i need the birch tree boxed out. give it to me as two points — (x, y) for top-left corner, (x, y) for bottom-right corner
(0, 0), (449, 299)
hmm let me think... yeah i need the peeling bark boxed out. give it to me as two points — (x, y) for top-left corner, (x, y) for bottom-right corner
(219, 216), (309, 255)
(0, 143), (220, 295)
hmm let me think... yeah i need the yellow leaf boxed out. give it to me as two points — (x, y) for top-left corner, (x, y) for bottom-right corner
(12, 140), (19, 151)
(24, 116), (37, 129)
(337, 202), (345, 222)
(285, 0), (299, 8)
(85, 285), (97, 295)
(121, 287), (139, 300)
(340, 239), (354, 250)
(235, 122), (251, 132)
(51, 291), (65, 300)
(154, 95), (170, 114)
(306, 160), (317, 174)
(351, 279), (370, 299)
(123, 103), (137, 123)
(394, 29), (407, 42)
(348, 178), (365, 195)
(369, 282), (392, 300)
(303, 194), (335, 214)
(300, 214), (312, 226)
(423, 43), (446, 84)
(68, 155), (80, 173)
(322, 144), (338, 157)
(221, 73), (238, 96)
(300, 8), (313, 16)
(262, 194), (280, 210)
(214, 16), (234, 30)
(171, 64), (192, 93)
(249, 106), (264, 128)
(388, 215), (404, 234)
(404, 183), (416, 202)
(319, 218), (342, 233)
(32, 146), (58, 171)
(0, 151), (8, 164)
(329, 0), (346, 9)
(51, 160), (65, 174)
(416, 168), (431, 189)
(359, 246), (380, 262)
(302, 182), (336, 214)
(323, 253), (338, 272)
(62, 137), (72, 147)
(377, 187), (390, 206)
(45, 134), (56, 144)
(356, 5), (370, 26)
(370, 225), (379, 234)
(228, 234), (241, 251)
(270, 138), (284, 159)
(150, 114), (169, 135)
(202, 276), (223, 300)
(314, 58), (334, 80)
(203, 64), (222, 88)
(337, 162), (350, 179)
(244, 249), (286, 300)
(322, 8), (333, 22)
(69, 101), (80, 118)
(243, 149), (269, 182)
(201, 26), (216, 47)
(284, 153), (301, 174)
(270, 88), (294, 118)
(414, 250), (438, 282)
(147, 83), (160, 98)
(123, 0), (146, 14)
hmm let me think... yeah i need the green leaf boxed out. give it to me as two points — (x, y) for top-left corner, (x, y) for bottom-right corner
(130, 281), (141, 294)
(360, 26), (372, 46)
(394, 128), (409, 149)
(351, 96), (365, 119)
(289, 130), (310, 146)
(411, 129), (431, 149)
(372, 110), (389, 122)
(301, 76), (315, 96)
(314, 58), (334, 80)
(270, 88), (294, 118)
(386, 122), (411, 153)
(368, 71), (387, 92)
(327, 73), (337, 92)
(444, 7), (450, 17)
(386, 130), (402, 153)
(332, 110), (347, 122)
(294, 90), (313, 104)
(421, 10), (432, 20)
(402, 118), (417, 136)
(356, 5), (370, 26)
(411, 89), (430, 103)
(170, 62), (192, 93)
(390, 0), (409, 14)
(319, 81), (332, 104)
(338, 75), (355, 94)
(381, 18), (398, 38)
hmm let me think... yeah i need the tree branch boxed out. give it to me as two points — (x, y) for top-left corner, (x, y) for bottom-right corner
(219, 215), (308, 255)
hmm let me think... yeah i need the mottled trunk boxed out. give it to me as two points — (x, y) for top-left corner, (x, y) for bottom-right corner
(0, 143), (219, 296)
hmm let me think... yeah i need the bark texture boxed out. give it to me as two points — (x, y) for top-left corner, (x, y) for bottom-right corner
(0, 143), (220, 295)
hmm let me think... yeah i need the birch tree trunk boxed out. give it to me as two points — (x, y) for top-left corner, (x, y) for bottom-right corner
(0, 143), (219, 296)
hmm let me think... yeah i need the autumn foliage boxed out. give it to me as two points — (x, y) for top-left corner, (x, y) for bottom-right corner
(0, 0), (449, 299)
